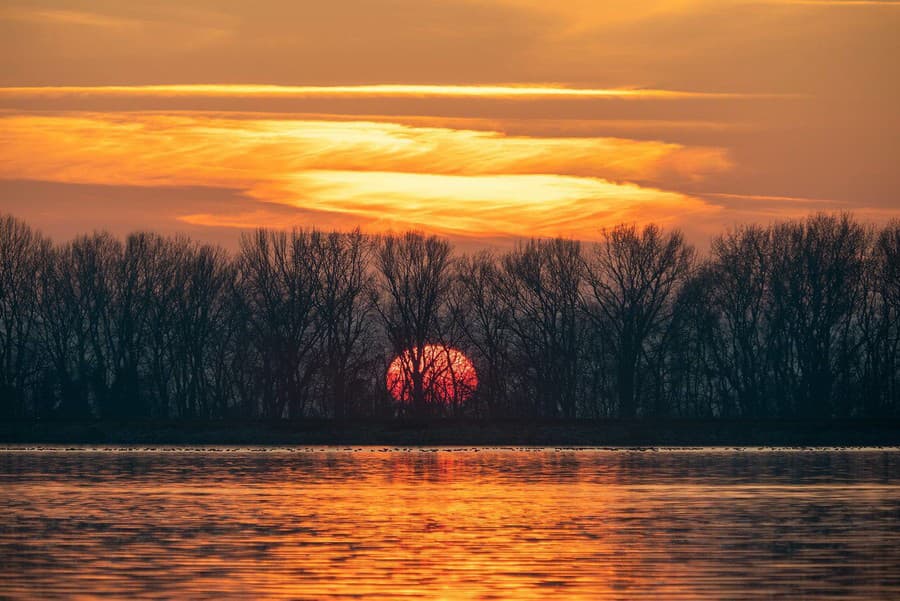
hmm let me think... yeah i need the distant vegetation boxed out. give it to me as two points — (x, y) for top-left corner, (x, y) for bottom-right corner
(1, 213), (898, 420)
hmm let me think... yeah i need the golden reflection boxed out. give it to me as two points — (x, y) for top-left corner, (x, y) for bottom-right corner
(2, 449), (897, 600)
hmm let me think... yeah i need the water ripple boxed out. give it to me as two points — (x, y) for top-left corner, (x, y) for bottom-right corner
(1, 448), (898, 599)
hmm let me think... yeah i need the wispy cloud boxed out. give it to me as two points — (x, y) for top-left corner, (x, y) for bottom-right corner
(233, 171), (713, 238)
(0, 112), (726, 238)
(767, 1), (899, 5)
(0, 7), (142, 29)
(153, 112), (749, 135)
(0, 5), (235, 49)
(699, 191), (895, 223)
(703, 192), (846, 204)
(0, 113), (731, 184)
(0, 84), (787, 101)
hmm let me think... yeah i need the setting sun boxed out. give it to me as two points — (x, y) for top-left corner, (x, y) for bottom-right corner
(386, 345), (478, 407)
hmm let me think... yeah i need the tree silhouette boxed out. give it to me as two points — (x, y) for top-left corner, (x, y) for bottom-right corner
(0, 216), (50, 417)
(373, 232), (453, 417)
(582, 224), (694, 418)
(498, 238), (584, 418)
(0, 212), (897, 422)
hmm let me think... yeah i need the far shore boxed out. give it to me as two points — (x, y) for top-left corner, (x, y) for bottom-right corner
(1, 418), (899, 447)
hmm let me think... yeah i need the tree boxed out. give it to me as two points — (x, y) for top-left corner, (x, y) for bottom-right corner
(859, 221), (900, 415)
(665, 267), (722, 417)
(373, 232), (452, 416)
(0, 213), (894, 422)
(449, 252), (512, 417)
(497, 238), (584, 418)
(312, 229), (374, 418)
(44, 233), (123, 417)
(0, 215), (51, 417)
(706, 225), (773, 417)
(236, 229), (324, 418)
(583, 224), (694, 418)
(767, 214), (868, 417)
(165, 241), (234, 418)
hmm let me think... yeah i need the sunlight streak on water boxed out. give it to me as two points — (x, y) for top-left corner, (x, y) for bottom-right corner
(1, 448), (898, 599)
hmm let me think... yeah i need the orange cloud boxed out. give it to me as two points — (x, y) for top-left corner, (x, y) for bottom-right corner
(0, 112), (727, 239)
(766, 1), (900, 5)
(234, 171), (714, 238)
(0, 84), (778, 101)
(0, 7), (142, 29)
(0, 113), (730, 181)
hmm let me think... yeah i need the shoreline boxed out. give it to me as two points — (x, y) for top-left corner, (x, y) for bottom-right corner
(2, 418), (899, 447)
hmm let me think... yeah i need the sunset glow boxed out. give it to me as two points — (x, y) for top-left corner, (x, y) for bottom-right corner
(1, 0), (897, 245)
(0, 113), (725, 239)
(2, 3), (898, 600)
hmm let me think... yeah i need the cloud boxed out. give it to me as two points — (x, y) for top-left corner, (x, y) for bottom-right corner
(0, 112), (726, 239)
(703, 192), (846, 204)
(764, 1), (900, 5)
(696, 191), (896, 226)
(0, 113), (731, 184)
(0, 7), (143, 29)
(231, 170), (714, 238)
(0, 84), (780, 101)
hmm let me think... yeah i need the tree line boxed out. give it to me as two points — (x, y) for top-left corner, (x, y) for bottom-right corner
(1, 212), (898, 420)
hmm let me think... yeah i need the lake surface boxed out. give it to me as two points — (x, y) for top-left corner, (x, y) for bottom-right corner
(1, 447), (899, 600)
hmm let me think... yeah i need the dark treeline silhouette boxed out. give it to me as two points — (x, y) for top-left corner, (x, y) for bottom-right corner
(1, 212), (898, 421)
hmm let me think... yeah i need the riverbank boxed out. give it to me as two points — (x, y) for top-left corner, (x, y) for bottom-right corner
(2, 419), (899, 446)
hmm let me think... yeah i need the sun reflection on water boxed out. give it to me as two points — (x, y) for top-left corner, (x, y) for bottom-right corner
(1, 448), (898, 600)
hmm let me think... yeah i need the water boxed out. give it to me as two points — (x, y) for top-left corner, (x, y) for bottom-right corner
(1, 447), (898, 600)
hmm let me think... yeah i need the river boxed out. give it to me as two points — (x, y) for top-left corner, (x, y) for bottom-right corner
(1, 447), (898, 599)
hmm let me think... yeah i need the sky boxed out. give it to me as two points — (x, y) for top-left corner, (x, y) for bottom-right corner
(1, 0), (898, 249)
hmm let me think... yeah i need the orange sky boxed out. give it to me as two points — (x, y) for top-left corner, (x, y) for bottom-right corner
(1, 0), (898, 248)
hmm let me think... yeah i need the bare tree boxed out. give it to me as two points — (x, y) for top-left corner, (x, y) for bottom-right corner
(236, 229), (324, 418)
(166, 242), (235, 418)
(859, 221), (900, 415)
(0, 215), (51, 417)
(41, 232), (164, 418)
(497, 238), (584, 418)
(110, 232), (174, 417)
(583, 224), (694, 418)
(767, 214), (868, 417)
(373, 232), (453, 416)
(312, 229), (374, 418)
(449, 252), (512, 417)
(875, 222), (900, 414)
(50, 233), (123, 417)
(3, 213), (895, 422)
(665, 267), (723, 417)
(706, 225), (773, 416)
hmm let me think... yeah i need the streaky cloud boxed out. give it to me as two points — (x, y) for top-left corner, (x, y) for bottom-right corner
(704, 192), (847, 204)
(0, 112), (724, 239)
(0, 84), (794, 101)
(190, 170), (717, 239)
(764, 0), (900, 5)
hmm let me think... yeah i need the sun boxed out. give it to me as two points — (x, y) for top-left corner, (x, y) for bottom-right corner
(387, 344), (478, 406)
